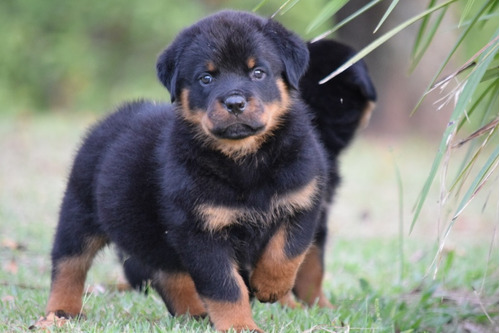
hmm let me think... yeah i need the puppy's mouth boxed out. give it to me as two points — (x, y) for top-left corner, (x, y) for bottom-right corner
(211, 123), (265, 140)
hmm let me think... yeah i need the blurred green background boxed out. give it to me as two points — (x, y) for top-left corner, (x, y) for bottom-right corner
(1, 0), (496, 138)
(0, 0), (335, 115)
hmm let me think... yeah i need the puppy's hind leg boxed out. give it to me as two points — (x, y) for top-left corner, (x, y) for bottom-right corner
(46, 190), (109, 318)
(293, 245), (333, 308)
(153, 271), (207, 318)
(293, 212), (333, 308)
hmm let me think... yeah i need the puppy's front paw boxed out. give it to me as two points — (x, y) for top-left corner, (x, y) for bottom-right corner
(250, 268), (294, 303)
(29, 312), (73, 330)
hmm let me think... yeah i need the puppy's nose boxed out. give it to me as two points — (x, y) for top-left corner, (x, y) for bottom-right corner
(223, 95), (247, 115)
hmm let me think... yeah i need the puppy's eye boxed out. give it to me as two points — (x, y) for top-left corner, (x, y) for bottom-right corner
(251, 68), (266, 81)
(199, 74), (214, 85)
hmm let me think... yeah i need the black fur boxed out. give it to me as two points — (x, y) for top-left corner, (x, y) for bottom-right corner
(47, 10), (376, 331)
(301, 39), (376, 160)
(298, 39), (376, 266)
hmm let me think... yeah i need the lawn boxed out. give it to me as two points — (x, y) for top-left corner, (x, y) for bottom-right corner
(0, 113), (498, 332)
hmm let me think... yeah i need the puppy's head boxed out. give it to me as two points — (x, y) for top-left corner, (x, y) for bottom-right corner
(156, 11), (309, 159)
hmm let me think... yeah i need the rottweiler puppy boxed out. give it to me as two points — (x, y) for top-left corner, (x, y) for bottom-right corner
(46, 10), (324, 332)
(43, 10), (376, 333)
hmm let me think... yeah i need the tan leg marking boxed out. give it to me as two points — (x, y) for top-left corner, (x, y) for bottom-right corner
(250, 227), (306, 303)
(293, 245), (333, 308)
(203, 267), (262, 333)
(46, 236), (107, 316)
(155, 272), (206, 316)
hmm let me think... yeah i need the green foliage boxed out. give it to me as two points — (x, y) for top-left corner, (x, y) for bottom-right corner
(0, 0), (211, 113)
(0, 0), (331, 114)
(309, 0), (498, 266)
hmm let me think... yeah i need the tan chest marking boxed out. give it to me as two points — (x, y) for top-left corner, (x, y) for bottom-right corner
(196, 205), (243, 232)
(196, 177), (319, 233)
(270, 177), (319, 215)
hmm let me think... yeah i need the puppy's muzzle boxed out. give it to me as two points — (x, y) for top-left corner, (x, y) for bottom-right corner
(209, 92), (265, 140)
(212, 123), (264, 140)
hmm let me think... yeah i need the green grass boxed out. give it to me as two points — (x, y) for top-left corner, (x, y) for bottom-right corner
(0, 114), (498, 332)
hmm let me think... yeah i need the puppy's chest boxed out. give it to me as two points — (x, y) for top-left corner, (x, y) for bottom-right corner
(195, 177), (319, 233)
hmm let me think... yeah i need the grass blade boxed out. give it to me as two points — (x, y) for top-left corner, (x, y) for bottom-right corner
(319, 0), (458, 84)
(410, 7), (447, 72)
(392, 152), (405, 283)
(252, 0), (268, 12)
(306, 0), (349, 33)
(429, 34), (498, 96)
(311, 0), (383, 43)
(412, 0), (438, 57)
(453, 146), (499, 220)
(457, 80), (498, 134)
(411, 0), (497, 115)
(270, 0), (302, 18)
(411, 30), (499, 232)
(275, 0), (302, 17)
(455, 118), (499, 148)
(450, 118), (499, 196)
(481, 66), (499, 82)
(459, 0), (476, 26)
(373, 0), (400, 33)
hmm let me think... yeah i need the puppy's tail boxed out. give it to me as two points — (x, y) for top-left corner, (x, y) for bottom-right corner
(300, 40), (377, 159)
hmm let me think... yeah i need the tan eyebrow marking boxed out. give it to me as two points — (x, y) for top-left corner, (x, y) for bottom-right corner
(207, 61), (216, 72)
(246, 57), (256, 69)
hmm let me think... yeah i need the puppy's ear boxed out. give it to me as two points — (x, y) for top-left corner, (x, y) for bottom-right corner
(263, 20), (309, 90)
(157, 40), (185, 102)
(349, 60), (377, 102)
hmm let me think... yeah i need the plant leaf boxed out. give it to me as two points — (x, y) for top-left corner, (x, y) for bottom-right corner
(410, 7), (447, 72)
(453, 146), (498, 220)
(455, 118), (499, 148)
(412, 0), (438, 57)
(459, 0), (476, 27)
(274, 0), (302, 17)
(373, 0), (400, 33)
(319, 0), (458, 84)
(457, 80), (498, 133)
(411, 30), (499, 232)
(252, 0), (268, 12)
(270, 0), (300, 18)
(311, 0), (382, 43)
(450, 118), (498, 196)
(411, 0), (496, 115)
(482, 66), (499, 82)
(306, 0), (349, 33)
